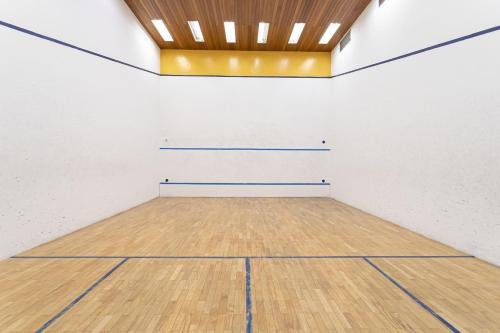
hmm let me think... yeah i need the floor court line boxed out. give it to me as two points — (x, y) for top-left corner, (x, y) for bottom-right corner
(11, 255), (475, 259)
(9, 255), (477, 332)
(245, 257), (253, 333)
(34, 258), (129, 333)
(363, 258), (461, 333)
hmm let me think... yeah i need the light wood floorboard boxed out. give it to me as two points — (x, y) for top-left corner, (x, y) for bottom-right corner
(47, 259), (246, 332)
(2, 198), (498, 332)
(252, 258), (447, 332)
(21, 198), (463, 257)
(372, 258), (500, 333)
(0, 259), (121, 332)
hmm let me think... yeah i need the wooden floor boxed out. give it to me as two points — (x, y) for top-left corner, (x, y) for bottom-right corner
(1, 198), (499, 332)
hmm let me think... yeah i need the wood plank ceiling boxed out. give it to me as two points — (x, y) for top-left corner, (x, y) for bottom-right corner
(125, 0), (371, 51)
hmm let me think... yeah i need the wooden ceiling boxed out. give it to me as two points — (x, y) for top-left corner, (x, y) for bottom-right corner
(125, 0), (371, 51)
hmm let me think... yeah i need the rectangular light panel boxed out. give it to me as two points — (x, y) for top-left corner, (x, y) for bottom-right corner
(319, 23), (341, 44)
(257, 22), (270, 44)
(188, 21), (204, 42)
(288, 23), (305, 44)
(151, 19), (173, 42)
(224, 21), (236, 43)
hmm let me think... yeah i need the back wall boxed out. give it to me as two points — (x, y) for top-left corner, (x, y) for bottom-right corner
(158, 76), (333, 197)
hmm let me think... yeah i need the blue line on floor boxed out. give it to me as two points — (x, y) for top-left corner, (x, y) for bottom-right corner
(11, 256), (246, 259)
(245, 257), (253, 333)
(11, 255), (474, 259)
(128, 256), (246, 259)
(363, 258), (460, 332)
(12, 256), (128, 259)
(253, 255), (474, 259)
(35, 258), (129, 333)
(364, 255), (473, 259)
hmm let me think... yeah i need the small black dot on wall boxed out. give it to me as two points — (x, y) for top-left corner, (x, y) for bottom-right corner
(322, 140), (326, 144)
(322, 179), (326, 183)
(165, 179), (169, 182)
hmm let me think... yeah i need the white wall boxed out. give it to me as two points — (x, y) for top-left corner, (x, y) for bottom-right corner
(159, 77), (332, 197)
(332, 0), (500, 75)
(0, 0), (159, 72)
(0, 0), (160, 258)
(330, 0), (500, 265)
(2, 0), (499, 265)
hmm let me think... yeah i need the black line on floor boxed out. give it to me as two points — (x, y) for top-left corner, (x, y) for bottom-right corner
(363, 258), (460, 333)
(245, 257), (253, 333)
(34, 258), (129, 333)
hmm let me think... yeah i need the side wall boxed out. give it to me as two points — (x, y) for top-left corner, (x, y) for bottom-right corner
(0, 0), (160, 258)
(330, 0), (500, 265)
(159, 77), (333, 197)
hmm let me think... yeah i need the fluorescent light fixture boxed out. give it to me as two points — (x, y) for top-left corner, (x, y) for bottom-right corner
(288, 23), (305, 44)
(257, 22), (270, 44)
(224, 21), (236, 43)
(319, 23), (341, 44)
(151, 19), (173, 42)
(188, 21), (204, 42)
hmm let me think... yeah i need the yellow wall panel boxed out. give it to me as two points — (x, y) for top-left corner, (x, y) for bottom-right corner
(160, 50), (331, 77)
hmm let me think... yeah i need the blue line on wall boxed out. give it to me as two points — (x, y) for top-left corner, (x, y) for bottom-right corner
(35, 258), (129, 332)
(159, 147), (331, 151)
(0, 20), (159, 76)
(332, 25), (500, 78)
(364, 258), (460, 332)
(245, 257), (253, 333)
(159, 182), (331, 186)
(1, 19), (499, 79)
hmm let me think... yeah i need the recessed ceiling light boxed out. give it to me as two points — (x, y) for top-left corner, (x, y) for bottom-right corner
(288, 23), (305, 44)
(319, 23), (341, 44)
(187, 21), (204, 42)
(257, 22), (270, 44)
(151, 19), (173, 42)
(224, 21), (236, 43)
